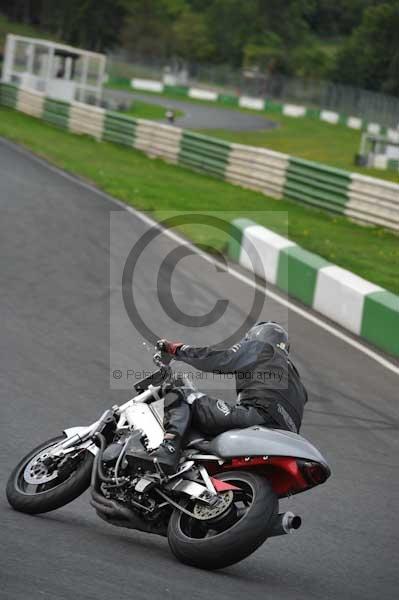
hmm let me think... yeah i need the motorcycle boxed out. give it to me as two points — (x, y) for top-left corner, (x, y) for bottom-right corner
(6, 350), (331, 570)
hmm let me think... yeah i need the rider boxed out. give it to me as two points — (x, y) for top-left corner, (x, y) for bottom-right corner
(147, 321), (308, 474)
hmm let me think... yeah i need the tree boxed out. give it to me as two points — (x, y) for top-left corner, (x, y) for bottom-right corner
(121, 0), (185, 58)
(332, 2), (399, 95)
(173, 9), (214, 62)
(0, 0), (130, 51)
(243, 33), (289, 75)
(3, 0), (398, 90)
(304, 0), (378, 36)
(255, 0), (314, 49)
(204, 0), (259, 65)
(293, 44), (332, 79)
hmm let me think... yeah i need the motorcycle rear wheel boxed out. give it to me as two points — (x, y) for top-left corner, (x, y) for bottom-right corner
(167, 470), (277, 570)
(6, 435), (93, 514)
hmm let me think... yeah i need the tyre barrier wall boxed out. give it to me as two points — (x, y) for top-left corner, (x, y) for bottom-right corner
(179, 130), (231, 177)
(225, 147), (398, 231)
(128, 78), (399, 146)
(0, 84), (182, 165)
(1, 82), (398, 232)
(229, 219), (399, 357)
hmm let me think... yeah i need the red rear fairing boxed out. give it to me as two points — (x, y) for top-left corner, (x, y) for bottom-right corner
(207, 456), (330, 498)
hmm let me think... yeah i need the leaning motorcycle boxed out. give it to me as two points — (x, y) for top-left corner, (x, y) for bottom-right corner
(6, 351), (331, 570)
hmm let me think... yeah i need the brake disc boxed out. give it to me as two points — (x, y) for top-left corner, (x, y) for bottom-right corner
(23, 453), (59, 485)
(193, 490), (234, 520)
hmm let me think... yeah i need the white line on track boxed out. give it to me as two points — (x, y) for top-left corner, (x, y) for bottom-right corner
(2, 137), (398, 376)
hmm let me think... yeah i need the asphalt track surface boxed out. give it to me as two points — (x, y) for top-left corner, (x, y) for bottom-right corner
(105, 88), (276, 131)
(1, 137), (398, 600)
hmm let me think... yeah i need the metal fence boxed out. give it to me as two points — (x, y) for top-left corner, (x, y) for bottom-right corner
(107, 52), (399, 128)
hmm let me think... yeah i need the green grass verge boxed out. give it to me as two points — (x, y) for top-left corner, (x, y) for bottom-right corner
(107, 81), (398, 184)
(120, 99), (183, 121)
(0, 106), (397, 294)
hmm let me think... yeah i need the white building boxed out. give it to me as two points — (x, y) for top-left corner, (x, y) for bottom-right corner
(2, 34), (106, 105)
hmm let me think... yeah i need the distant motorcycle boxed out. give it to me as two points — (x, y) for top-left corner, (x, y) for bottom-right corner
(6, 350), (331, 570)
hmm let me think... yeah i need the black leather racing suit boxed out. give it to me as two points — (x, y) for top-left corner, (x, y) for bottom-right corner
(170, 331), (308, 438)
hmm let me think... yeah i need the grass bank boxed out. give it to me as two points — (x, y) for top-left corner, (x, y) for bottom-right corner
(0, 106), (397, 294)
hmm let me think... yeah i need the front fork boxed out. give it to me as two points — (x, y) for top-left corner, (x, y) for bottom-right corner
(51, 409), (116, 458)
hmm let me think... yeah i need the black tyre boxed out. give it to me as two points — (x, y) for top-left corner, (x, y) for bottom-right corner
(6, 435), (94, 514)
(167, 470), (277, 570)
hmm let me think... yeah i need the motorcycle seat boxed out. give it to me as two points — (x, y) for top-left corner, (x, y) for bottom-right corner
(184, 429), (213, 452)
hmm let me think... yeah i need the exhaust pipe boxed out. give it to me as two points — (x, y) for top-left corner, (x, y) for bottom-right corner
(267, 511), (302, 537)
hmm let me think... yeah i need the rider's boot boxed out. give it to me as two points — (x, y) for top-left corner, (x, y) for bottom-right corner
(133, 389), (191, 475)
(151, 389), (191, 474)
(150, 436), (181, 475)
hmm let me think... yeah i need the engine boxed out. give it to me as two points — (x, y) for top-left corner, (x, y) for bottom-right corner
(99, 429), (159, 514)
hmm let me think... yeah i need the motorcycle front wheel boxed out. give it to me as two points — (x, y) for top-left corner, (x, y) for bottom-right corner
(6, 435), (94, 514)
(167, 470), (277, 570)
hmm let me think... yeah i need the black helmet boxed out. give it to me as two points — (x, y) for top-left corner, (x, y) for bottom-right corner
(245, 321), (290, 353)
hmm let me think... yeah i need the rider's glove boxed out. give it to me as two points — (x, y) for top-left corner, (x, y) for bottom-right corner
(157, 339), (183, 356)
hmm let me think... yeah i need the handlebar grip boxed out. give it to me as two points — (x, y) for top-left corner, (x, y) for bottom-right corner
(153, 351), (163, 366)
(153, 351), (172, 367)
